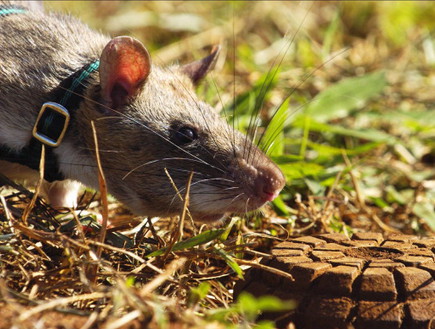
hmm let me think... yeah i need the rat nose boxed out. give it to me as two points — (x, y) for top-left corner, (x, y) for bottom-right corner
(254, 165), (286, 202)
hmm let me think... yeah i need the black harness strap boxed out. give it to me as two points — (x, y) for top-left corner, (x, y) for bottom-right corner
(0, 5), (100, 182)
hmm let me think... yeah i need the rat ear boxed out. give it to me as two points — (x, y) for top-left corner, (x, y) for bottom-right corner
(180, 45), (221, 85)
(99, 36), (151, 108)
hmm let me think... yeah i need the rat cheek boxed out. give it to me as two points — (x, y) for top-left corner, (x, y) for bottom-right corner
(129, 143), (142, 153)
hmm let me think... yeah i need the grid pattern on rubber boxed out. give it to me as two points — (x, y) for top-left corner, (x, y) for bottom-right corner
(234, 233), (435, 329)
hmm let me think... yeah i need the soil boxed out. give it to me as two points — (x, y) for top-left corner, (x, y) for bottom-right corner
(0, 306), (88, 329)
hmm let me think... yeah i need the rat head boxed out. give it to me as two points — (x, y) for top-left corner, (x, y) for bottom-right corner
(79, 36), (285, 222)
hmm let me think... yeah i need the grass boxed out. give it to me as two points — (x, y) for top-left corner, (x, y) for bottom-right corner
(1, 1), (434, 328)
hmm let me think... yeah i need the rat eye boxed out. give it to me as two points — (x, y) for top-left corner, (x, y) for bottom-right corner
(172, 126), (198, 145)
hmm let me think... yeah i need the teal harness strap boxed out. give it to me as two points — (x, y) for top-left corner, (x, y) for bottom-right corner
(59, 60), (100, 106)
(0, 5), (26, 17)
(36, 58), (100, 143)
(0, 4), (101, 181)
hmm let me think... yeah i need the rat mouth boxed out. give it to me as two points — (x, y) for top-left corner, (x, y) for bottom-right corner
(189, 199), (272, 223)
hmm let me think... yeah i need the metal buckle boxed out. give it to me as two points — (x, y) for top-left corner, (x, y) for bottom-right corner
(32, 102), (70, 147)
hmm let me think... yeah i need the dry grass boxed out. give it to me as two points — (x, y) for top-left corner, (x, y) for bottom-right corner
(1, 2), (434, 328)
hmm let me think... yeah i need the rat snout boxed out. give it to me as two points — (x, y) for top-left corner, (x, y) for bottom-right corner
(231, 151), (286, 209)
(253, 164), (286, 203)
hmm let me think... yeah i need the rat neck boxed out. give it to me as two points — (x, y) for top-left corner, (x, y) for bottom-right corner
(0, 40), (100, 181)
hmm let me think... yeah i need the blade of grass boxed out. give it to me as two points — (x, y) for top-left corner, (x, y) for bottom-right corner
(147, 229), (225, 257)
(89, 120), (109, 283)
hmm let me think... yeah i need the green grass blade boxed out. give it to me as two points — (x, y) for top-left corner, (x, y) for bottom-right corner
(305, 71), (388, 123)
(147, 229), (225, 257)
(260, 98), (289, 156)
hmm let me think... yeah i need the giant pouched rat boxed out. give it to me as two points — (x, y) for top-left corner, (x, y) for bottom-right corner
(0, 1), (285, 223)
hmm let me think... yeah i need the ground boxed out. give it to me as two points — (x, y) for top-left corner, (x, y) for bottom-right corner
(0, 2), (434, 329)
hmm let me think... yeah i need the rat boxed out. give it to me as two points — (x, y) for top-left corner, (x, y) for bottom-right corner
(0, 1), (285, 223)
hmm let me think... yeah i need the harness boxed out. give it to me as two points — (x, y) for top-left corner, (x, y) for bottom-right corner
(0, 5), (100, 182)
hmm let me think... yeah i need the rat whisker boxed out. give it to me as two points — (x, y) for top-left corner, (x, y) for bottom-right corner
(175, 177), (237, 195)
(79, 147), (122, 154)
(257, 47), (350, 153)
(167, 176), (237, 207)
(122, 157), (214, 180)
(244, 197), (251, 215)
(243, 8), (306, 161)
(229, 193), (245, 206)
(223, 186), (240, 191)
